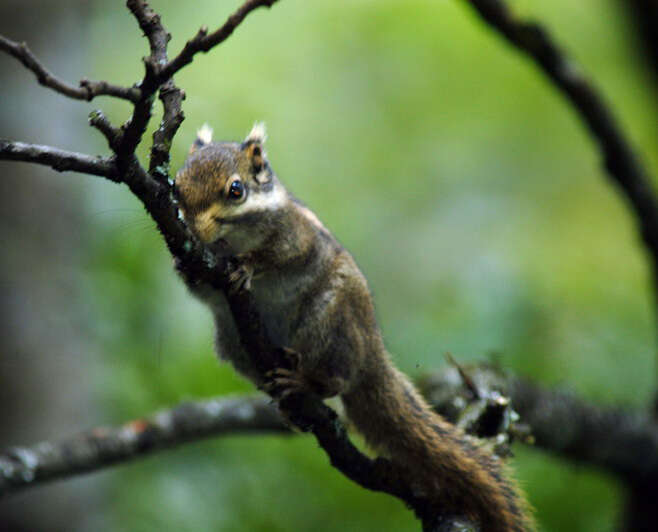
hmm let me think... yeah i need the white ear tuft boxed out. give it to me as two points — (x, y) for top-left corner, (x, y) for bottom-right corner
(197, 123), (213, 145)
(245, 122), (267, 144)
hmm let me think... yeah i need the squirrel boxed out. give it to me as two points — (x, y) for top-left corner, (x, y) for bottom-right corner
(174, 123), (533, 531)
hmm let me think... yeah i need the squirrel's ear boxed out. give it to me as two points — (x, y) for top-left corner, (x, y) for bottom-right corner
(244, 122), (266, 145)
(242, 122), (269, 183)
(189, 124), (213, 154)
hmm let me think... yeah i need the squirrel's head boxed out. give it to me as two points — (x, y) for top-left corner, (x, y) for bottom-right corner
(175, 123), (288, 254)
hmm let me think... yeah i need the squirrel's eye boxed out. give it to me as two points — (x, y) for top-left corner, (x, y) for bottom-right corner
(228, 180), (244, 200)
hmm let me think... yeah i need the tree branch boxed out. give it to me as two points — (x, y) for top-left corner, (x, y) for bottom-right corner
(149, 81), (185, 181)
(510, 377), (658, 480)
(0, 34), (140, 102)
(465, 0), (658, 322)
(0, 396), (288, 497)
(0, 361), (520, 532)
(0, 388), (427, 514)
(0, 139), (119, 180)
(88, 109), (122, 151)
(128, 0), (186, 181)
(421, 365), (658, 481)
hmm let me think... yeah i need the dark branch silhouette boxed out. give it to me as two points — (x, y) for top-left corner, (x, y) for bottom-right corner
(624, 0), (658, 83)
(463, 4), (658, 527)
(466, 0), (658, 319)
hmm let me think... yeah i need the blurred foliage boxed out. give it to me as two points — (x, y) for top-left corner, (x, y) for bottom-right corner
(9, 0), (658, 530)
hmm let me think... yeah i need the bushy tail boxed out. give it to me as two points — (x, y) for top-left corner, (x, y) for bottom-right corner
(342, 361), (532, 532)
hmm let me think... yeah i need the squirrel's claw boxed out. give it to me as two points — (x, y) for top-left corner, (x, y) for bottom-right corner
(263, 366), (312, 400)
(227, 262), (254, 294)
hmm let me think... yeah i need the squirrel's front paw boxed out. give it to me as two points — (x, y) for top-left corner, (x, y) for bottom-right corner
(227, 260), (254, 294)
(262, 367), (311, 401)
(262, 348), (310, 401)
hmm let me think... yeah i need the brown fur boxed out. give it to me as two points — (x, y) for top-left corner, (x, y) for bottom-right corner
(174, 127), (534, 531)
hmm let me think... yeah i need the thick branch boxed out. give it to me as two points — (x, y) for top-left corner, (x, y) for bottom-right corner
(0, 139), (119, 181)
(0, 396), (288, 497)
(465, 0), (658, 314)
(0, 34), (140, 102)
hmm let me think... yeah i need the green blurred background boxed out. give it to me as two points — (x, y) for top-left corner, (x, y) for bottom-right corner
(1, 0), (657, 530)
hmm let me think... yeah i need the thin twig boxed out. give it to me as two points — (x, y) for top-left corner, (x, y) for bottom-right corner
(79, 78), (141, 103)
(159, 0), (279, 80)
(0, 139), (119, 181)
(88, 109), (121, 151)
(0, 35), (140, 102)
(445, 352), (480, 399)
